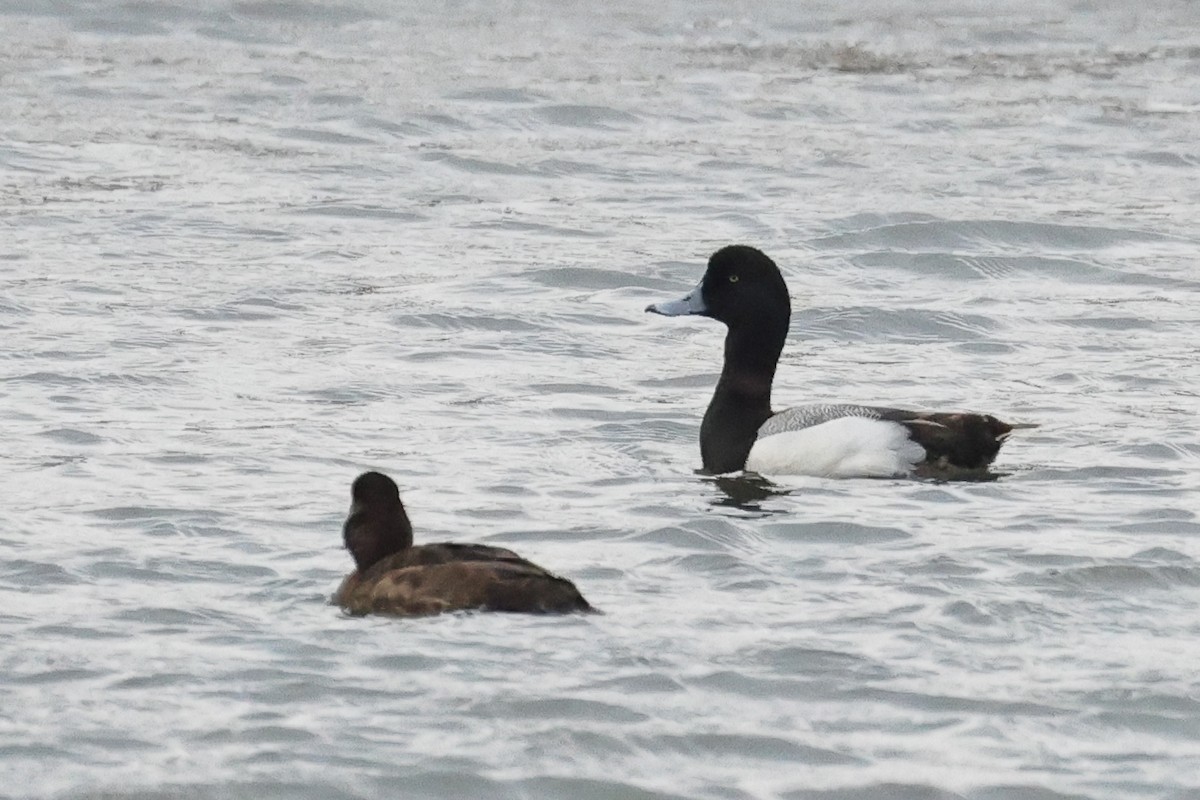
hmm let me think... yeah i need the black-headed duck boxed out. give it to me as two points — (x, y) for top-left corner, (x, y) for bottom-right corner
(646, 245), (1031, 479)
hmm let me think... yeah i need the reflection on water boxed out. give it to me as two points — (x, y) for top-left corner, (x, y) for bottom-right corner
(707, 473), (793, 513)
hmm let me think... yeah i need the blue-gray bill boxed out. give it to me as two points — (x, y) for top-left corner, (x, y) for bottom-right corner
(645, 280), (707, 316)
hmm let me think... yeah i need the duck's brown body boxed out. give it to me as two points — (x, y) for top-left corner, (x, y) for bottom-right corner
(334, 473), (593, 618)
(334, 543), (593, 617)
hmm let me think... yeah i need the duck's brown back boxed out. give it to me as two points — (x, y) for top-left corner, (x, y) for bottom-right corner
(334, 543), (593, 617)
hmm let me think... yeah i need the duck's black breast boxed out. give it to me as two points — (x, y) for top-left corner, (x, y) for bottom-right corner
(335, 543), (593, 617)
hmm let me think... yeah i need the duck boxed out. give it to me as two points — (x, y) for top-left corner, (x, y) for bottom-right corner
(333, 471), (594, 616)
(645, 245), (1030, 479)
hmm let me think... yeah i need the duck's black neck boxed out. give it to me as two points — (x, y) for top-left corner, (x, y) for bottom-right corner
(344, 501), (413, 573)
(699, 324), (786, 473)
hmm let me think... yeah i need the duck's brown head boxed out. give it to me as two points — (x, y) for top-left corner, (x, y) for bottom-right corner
(343, 471), (414, 572)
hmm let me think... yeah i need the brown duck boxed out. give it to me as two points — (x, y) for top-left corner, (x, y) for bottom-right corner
(333, 471), (594, 617)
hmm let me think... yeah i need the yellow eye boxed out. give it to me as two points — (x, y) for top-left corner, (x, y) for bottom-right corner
(729, 274), (739, 283)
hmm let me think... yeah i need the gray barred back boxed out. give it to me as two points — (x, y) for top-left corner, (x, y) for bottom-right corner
(756, 404), (885, 439)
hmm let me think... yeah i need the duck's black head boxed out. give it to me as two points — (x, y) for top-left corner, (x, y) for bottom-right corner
(343, 471), (414, 573)
(646, 245), (791, 331)
(646, 246), (794, 474)
(701, 246), (791, 328)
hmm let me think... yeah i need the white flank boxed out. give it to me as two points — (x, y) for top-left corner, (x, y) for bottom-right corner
(745, 416), (926, 478)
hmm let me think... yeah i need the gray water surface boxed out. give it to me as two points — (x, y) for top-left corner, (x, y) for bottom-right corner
(2, 1), (1199, 798)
